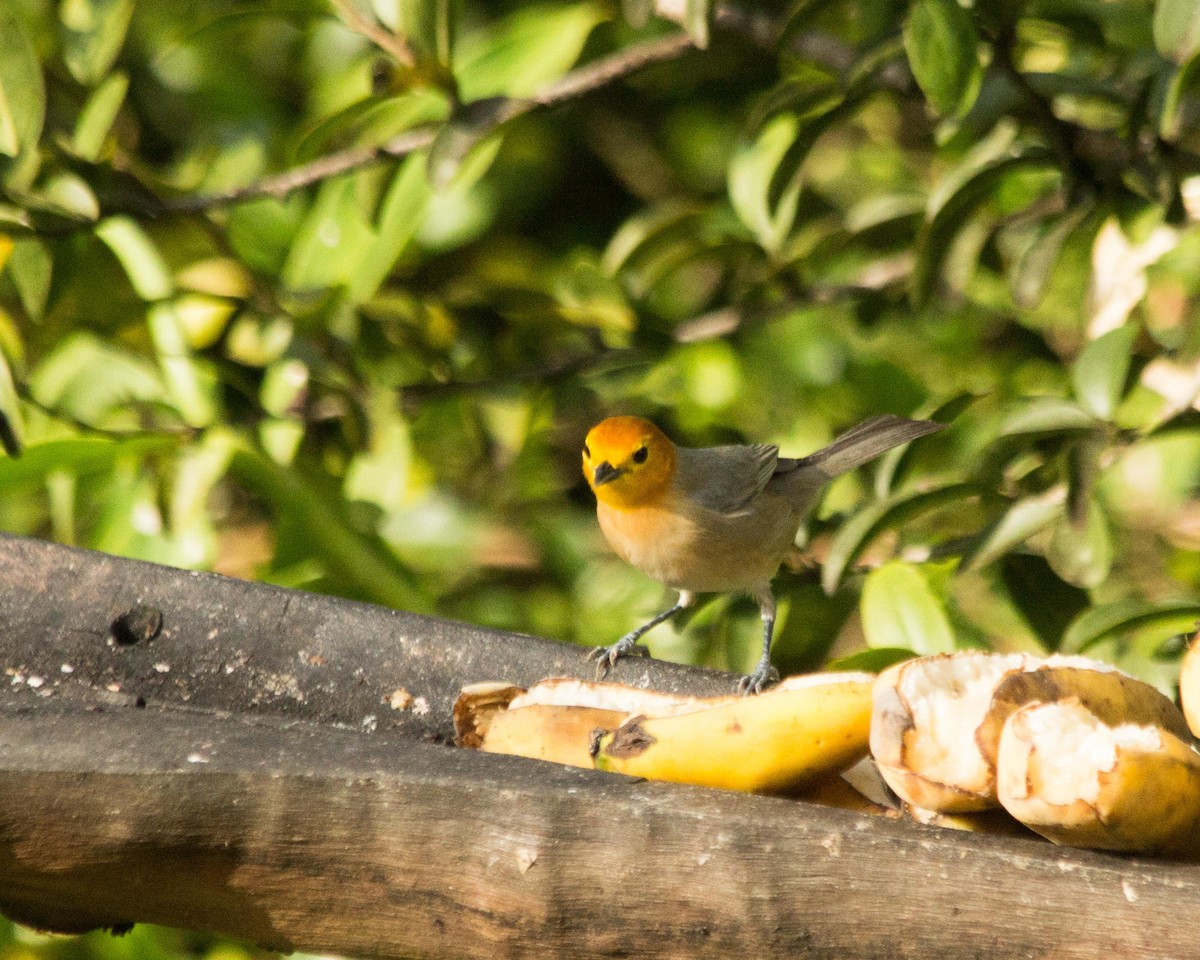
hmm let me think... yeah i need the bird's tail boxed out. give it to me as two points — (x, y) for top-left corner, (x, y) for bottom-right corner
(797, 415), (944, 477)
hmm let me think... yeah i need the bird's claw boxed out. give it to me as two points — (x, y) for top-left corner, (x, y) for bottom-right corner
(737, 663), (780, 696)
(588, 635), (649, 679)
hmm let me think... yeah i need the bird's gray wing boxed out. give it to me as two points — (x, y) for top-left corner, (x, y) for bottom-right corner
(674, 444), (779, 515)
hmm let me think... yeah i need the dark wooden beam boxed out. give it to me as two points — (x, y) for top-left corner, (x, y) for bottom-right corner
(2, 535), (1199, 959)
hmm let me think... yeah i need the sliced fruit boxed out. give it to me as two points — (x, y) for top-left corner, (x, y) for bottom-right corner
(870, 651), (1189, 814)
(1178, 629), (1200, 739)
(871, 652), (1030, 812)
(591, 673), (874, 793)
(996, 699), (1200, 857)
(977, 660), (1190, 771)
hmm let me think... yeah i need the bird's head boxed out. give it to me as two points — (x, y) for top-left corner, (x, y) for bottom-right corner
(582, 416), (677, 508)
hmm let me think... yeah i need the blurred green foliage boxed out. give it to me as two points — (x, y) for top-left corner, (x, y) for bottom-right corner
(7, 0), (1200, 951)
(4, 0), (1200, 725)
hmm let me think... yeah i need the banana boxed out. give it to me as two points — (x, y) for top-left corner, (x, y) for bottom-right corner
(996, 699), (1200, 857)
(1178, 629), (1200, 739)
(871, 652), (1030, 813)
(590, 673), (874, 793)
(870, 652), (1190, 814)
(977, 661), (1190, 771)
(453, 679), (699, 769)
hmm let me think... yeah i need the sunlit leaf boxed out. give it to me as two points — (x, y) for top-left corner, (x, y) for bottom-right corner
(1061, 599), (1200, 654)
(959, 487), (1064, 572)
(60, 0), (135, 85)
(1071, 323), (1138, 421)
(684, 0), (711, 49)
(8, 237), (52, 321)
(822, 482), (982, 593)
(96, 216), (174, 300)
(861, 560), (956, 654)
(454, 2), (606, 101)
(903, 0), (982, 117)
(824, 646), (917, 673)
(0, 8), (45, 158)
(71, 71), (128, 161)
(1154, 0), (1200, 64)
(913, 127), (1055, 306)
(1047, 496), (1112, 589)
(0, 347), (24, 456)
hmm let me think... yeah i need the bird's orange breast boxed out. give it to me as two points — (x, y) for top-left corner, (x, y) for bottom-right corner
(596, 498), (699, 588)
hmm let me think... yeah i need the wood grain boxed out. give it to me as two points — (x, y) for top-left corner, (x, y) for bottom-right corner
(1, 534), (1199, 958)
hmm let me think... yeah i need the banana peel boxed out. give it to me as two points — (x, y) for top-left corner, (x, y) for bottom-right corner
(996, 699), (1200, 858)
(590, 673), (874, 794)
(871, 652), (1191, 814)
(453, 679), (697, 769)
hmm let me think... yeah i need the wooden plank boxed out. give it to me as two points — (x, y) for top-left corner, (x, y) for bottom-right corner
(2, 534), (1200, 958)
(0, 533), (733, 736)
(4, 700), (1200, 960)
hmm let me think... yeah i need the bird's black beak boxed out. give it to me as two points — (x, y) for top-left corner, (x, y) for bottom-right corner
(592, 461), (621, 486)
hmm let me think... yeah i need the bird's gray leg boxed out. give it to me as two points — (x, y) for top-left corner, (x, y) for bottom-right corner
(589, 591), (694, 679)
(738, 587), (781, 696)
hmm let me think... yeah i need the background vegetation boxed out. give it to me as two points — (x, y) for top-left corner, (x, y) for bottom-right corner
(4, 0), (1200, 948)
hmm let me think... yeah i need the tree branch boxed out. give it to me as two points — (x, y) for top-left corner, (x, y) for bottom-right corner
(162, 31), (697, 215)
(326, 0), (416, 69)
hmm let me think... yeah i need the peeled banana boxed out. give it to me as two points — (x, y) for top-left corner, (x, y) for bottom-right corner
(591, 673), (874, 794)
(996, 699), (1200, 858)
(871, 652), (1191, 814)
(1177, 630), (1200, 739)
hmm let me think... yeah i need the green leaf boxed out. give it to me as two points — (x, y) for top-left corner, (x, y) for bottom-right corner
(999, 553), (1089, 651)
(822, 482), (982, 593)
(229, 444), (431, 614)
(0, 435), (177, 488)
(997, 396), (1098, 437)
(427, 96), (525, 188)
(0, 8), (45, 158)
(913, 141), (1056, 306)
(729, 90), (858, 254)
(72, 71), (129, 161)
(60, 0), (134, 86)
(861, 561), (957, 654)
(959, 487), (1064, 572)
(684, 0), (711, 48)
(903, 0), (982, 117)
(1154, 0), (1200, 64)
(148, 301), (218, 428)
(873, 392), (978, 497)
(454, 2), (606, 101)
(0, 347), (24, 456)
(1011, 205), (1093, 309)
(824, 647), (917, 673)
(30, 332), (165, 425)
(770, 581), (857, 674)
(1061, 599), (1200, 654)
(8, 237), (52, 321)
(1071, 324), (1138, 421)
(397, 0), (457, 69)
(96, 216), (175, 300)
(1047, 496), (1113, 589)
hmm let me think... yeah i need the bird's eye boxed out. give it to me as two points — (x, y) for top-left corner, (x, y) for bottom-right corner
(582, 442), (590, 458)
(632, 446), (648, 464)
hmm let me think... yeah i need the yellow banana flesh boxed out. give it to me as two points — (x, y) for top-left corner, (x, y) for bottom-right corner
(996, 699), (1200, 858)
(1177, 630), (1200, 739)
(591, 673), (874, 794)
(871, 652), (1189, 814)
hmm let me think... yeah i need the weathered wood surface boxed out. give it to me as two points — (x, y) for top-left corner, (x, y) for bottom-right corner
(2, 534), (1200, 959)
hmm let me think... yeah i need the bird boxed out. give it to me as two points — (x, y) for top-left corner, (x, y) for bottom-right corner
(581, 414), (944, 694)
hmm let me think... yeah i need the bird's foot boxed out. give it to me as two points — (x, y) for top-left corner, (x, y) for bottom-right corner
(737, 662), (780, 696)
(588, 634), (650, 679)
